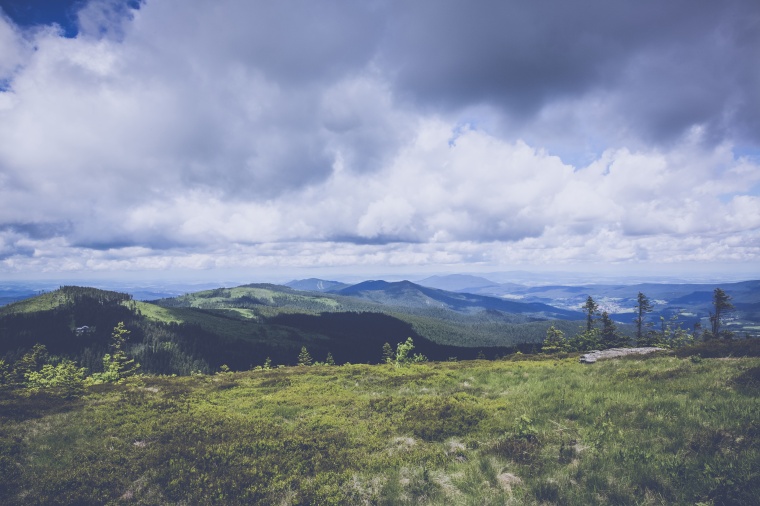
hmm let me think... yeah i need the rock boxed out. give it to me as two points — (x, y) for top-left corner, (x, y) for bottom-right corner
(579, 347), (665, 364)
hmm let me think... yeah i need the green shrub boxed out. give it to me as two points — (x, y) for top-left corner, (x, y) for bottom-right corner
(25, 360), (86, 398)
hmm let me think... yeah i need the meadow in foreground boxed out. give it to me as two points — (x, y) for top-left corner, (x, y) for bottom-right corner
(1, 347), (758, 505)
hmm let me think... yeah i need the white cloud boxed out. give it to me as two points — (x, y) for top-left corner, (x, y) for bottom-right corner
(0, 0), (759, 278)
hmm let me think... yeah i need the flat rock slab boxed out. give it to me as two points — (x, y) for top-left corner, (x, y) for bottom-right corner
(580, 347), (665, 364)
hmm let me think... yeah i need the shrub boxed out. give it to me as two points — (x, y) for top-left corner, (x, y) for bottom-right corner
(25, 360), (86, 398)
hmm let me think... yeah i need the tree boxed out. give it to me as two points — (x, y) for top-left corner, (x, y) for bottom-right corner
(599, 311), (624, 349)
(582, 296), (600, 333)
(693, 322), (703, 341)
(542, 325), (567, 353)
(0, 359), (9, 386)
(634, 292), (653, 345)
(710, 288), (734, 339)
(325, 352), (335, 366)
(110, 321), (139, 377)
(382, 342), (394, 364)
(393, 338), (426, 367)
(297, 346), (313, 366)
(90, 322), (139, 383)
(669, 322), (695, 349)
(569, 328), (600, 352)
(12, 343), (48, 385)
(395, 338), (415, 367)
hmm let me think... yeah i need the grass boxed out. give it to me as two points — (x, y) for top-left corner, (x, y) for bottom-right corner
(0, 291), (69, 316)
(1, 351), (758, 505)
(132, 301), (186, 324)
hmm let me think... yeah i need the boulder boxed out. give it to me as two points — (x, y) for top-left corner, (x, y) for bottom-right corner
(579, 347), (665, 364)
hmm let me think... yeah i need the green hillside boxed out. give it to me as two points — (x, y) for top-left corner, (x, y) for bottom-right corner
(151, 283), (598, 350)
(3, 285), (576, 377)
(1, 347), (758, 505)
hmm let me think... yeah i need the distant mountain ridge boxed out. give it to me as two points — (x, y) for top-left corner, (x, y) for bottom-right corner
(415, 274), (501, 292)
(1, 284), (578, 375)
(285, 278), (350, 292)
(331, 280), (583, 320)
(408, 275), (760, 334)
(3, 276), (759, 378)
(282, 275), (760, 333)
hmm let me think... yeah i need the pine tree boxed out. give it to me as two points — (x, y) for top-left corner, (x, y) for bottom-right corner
(91, 322), (139, 383)
(12, 343), (48, 385)
(382, 342), (394, 364)
(297, 346), (313, 366)
(635, 292), (653, 345)
(710, 288), (734, 338)
(109, 322), (139, 378)
(325, 352), (335, 366)
(600, 311), (623, 349)
(542, 325), (567, 353)
(583, 296), (599, 333)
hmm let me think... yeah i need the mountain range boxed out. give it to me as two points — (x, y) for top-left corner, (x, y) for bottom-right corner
(1, 276), (757, 376)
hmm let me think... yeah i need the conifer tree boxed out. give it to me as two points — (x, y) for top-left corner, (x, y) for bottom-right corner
(542, 325), (567, 353)
(12, 343), (48, 385)
(91, 322), (139, 383)
(600, 311), (623, 349)
(710, 288), (734, 338)
(325, 352), (335, 366)
(583, 296), (599, 333)
(297, 346), (313, 366)
(109, 321), (139, 378)
(635, 292), (653, 345)
(382, 342), (394, 364)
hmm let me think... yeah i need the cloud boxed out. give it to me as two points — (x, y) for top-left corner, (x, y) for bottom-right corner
(382, 0), (760, 150)
(0, 0), (758, 277)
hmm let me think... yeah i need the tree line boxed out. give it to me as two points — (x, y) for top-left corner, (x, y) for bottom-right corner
(542, 288), (736, 353)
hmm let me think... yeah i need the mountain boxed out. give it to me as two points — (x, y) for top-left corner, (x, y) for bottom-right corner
(1, 285), (573, 376)
(285, 278), (350, 292)
(415, 274), (501, 292)
(333, 280), (584, 320)
(460, 279), (760, 334)
(4, 279), (757, 378)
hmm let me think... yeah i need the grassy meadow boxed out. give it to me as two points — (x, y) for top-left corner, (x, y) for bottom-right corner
(1, 349), (758, 505)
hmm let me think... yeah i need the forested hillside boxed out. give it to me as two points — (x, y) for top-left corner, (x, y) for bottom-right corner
(2, 285), (583, 377)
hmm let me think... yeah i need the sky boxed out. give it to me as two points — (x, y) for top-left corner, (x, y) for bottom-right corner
(0, 0), (759, 284)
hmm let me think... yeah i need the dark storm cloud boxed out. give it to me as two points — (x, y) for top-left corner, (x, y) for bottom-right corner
(379, 0), (760, 147)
